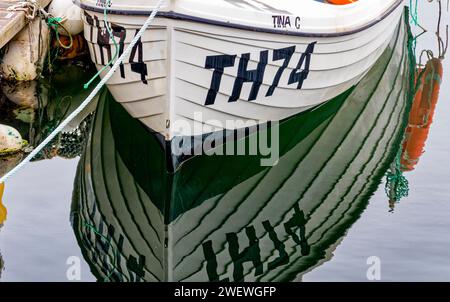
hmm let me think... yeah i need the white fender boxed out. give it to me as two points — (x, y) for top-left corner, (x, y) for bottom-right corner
(0, 124), (23, 154)
(1, 81), (48, 110)
(49, 0), (84, 36)
(0, 19), (50, 81)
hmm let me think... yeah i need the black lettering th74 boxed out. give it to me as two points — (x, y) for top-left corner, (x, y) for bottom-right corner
(204, 42), (316, 106)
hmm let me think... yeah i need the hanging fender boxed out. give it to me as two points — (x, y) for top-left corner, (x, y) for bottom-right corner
(401, 58), (443, 172)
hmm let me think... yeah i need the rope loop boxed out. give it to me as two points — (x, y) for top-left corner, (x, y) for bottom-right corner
(7, 0), (39, 21)
(45, 14), (74, 49)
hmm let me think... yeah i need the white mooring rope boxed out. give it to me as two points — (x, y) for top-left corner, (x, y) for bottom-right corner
(0, 0), (166, 184)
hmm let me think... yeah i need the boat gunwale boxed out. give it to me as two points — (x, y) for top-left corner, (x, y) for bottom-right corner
(78, 0), (404, 38)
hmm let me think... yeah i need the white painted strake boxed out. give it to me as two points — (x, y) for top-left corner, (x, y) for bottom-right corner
(80, 0), (401, 34)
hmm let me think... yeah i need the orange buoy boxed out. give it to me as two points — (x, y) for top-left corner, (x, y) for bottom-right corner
(401, 58), (443, 172)
(0, 183), (6, 225)
(327, 0), (358, 5)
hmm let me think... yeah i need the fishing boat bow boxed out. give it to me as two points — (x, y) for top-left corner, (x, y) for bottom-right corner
(77, 0), (405, 141)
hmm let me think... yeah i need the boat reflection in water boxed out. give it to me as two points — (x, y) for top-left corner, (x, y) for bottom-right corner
(71, 15), (414, 282)
(385, 6), (447, 210)
(0, 63), (98, 177)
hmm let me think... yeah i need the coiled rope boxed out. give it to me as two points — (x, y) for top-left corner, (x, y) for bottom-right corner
(385, 151), (410, 203)
(7, 1), (73, 47)
(7, 0), (38, 20)
(45, 14), (73, 49)
(0, 0), (166, 184)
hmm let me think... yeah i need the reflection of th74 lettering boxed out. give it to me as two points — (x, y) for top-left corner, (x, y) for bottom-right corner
(204, 42), (316, 106)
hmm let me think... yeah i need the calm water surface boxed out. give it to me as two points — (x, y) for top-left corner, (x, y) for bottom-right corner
(305, 4), (450, 282)
(0, 4), (449, 281)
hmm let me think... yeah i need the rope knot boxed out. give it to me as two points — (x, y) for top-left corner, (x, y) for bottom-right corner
(7, 0), (39, 21)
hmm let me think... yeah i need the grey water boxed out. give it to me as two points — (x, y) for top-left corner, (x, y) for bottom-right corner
(304, 4), (450, 282)
(0, 3), (449, 282)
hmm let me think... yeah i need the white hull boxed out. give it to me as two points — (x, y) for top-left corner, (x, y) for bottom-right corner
(79, 0), (405, 139)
